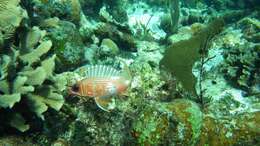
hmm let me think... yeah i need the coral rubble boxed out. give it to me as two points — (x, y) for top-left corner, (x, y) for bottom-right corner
(0, 0), (259, 145)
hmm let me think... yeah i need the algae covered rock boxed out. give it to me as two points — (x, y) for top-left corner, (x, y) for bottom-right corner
(0, 136), (38, 146)
(31, 0), (81, 25)
(100, 38), (120, 56)
(132, 98), (259, 146)
(0, 27), (67, 132)
(94, 22), (137, 52)
(132, 99), (203, 145)
(132, 104), (170, 145)
(44, 20), (85, 71)
(198, 111), (260, 146)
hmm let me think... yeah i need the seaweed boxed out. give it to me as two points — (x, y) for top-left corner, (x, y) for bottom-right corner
(169, 0), (180, 34)
(160, 18), (225, 96)
(160, 0), (180, 35)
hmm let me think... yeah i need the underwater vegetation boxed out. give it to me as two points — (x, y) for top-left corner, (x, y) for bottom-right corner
(160, 18), (224, 96)
(0, 0), (259, 145)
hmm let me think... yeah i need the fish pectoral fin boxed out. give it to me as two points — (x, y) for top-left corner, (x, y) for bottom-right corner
(120, 90), (130, 97)
(94, 96), (115, 112)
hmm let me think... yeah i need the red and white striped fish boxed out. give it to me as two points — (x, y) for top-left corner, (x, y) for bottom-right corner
(69, 64), (132, 111)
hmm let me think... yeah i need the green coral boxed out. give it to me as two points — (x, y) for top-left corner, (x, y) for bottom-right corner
(0, 94), (21, 108)
(0, 26), (66, 132)
(0, 0), (27, 32)
(0, 0), (27, 48)
(10, 113), (30, 132)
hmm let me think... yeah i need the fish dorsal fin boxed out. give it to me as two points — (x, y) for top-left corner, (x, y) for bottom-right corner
(94, 96), (115, 112)
(85, 65), (120, 78)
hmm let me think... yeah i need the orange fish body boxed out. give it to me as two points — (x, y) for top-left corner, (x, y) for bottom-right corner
(70, 65), (131, 111)
(77, 77), (128, 97)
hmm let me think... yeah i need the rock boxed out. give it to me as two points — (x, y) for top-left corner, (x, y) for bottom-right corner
(100, 38), (119, 56)
(198, 111), (260, 146)
(167, 26), (193, 44)
(132, 99), (203, 145)
(0, 136), (37, 146)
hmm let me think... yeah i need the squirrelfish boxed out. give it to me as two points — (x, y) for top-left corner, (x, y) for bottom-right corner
(69, 64), (132, 111)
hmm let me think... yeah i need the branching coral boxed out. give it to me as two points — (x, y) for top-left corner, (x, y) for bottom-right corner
(220, 17), (260, 94)
(221, 42), (260, 94)
(0, 27), (66, 132)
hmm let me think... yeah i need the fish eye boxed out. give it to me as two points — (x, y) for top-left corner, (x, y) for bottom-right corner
(72, 84), (79, 91)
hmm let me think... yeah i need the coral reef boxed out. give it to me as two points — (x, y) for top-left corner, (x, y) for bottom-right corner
(205, 0), (260, 10)
(239, 17), (260, 43)
(222, 42), (260, 93)
(0, 0), (259, 145)
(80, 0), (128, 23)
(0, 26), (66, 132)
(220, 16), (260, 94)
